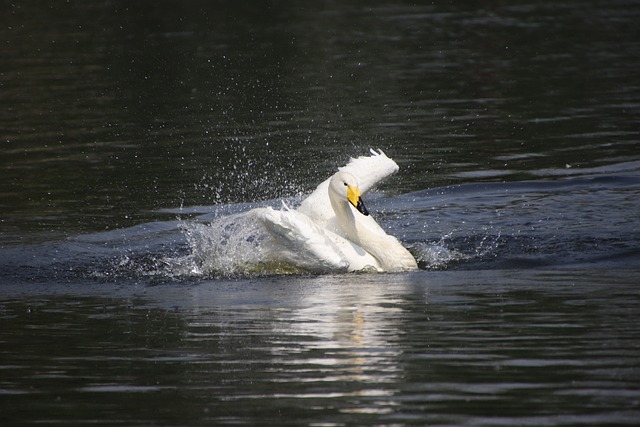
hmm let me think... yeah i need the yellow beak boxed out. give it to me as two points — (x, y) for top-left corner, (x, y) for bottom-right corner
(347, 185), (369, 216)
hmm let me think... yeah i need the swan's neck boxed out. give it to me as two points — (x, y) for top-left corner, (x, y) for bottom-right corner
(329, 193), (358, 241)
(329, 194), (383, 259)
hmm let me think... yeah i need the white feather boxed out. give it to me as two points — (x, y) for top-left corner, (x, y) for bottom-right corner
(339, 148), (399, 195)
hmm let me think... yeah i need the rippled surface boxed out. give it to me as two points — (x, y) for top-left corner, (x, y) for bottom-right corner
(2, 271), (639, 426)
(2, 0), (640, 425)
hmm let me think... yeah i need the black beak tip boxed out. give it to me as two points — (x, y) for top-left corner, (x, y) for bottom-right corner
(357, 199), (370, 216)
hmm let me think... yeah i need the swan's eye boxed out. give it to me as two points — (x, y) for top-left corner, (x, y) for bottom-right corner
(343, 182), (348, 186)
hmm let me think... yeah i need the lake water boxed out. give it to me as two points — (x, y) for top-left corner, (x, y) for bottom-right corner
(1, 1), (639, 425)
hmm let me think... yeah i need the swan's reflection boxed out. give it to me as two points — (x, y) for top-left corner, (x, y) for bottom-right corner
(183, 273), (426, 416)
(268, 275), (414, 387)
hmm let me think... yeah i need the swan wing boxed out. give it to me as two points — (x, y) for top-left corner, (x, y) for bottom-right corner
(339, 148), (399, 195)
(254, 206), (383, 272)
(253, 206), (349, 273)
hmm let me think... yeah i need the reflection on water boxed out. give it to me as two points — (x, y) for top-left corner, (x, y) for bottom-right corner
(2, 271), (639, 425)
(269, 277), (406, 388)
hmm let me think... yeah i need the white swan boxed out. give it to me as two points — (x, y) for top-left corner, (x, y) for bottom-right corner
(252, 149), (418, 273)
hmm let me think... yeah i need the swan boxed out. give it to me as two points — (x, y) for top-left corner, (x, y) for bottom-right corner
(252, 149), (418, 273)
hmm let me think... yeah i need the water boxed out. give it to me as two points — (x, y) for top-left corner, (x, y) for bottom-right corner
(1, 1), (640, 425)
(2, 271), (638, 426)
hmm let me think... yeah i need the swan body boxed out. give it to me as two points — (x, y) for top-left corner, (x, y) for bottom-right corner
(254, 149), (418, 273)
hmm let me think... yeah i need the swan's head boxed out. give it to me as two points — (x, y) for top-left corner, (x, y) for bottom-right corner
(329, 171), (369, 216)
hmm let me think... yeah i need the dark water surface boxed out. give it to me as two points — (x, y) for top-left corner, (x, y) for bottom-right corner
(2, 271), (639, 426)
(2, 1), (640, 425)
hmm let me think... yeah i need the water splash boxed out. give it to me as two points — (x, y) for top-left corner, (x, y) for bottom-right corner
(178, 213), (266, 276)
(410, 229), (503, 270)
(164, 210), (317, 278)
(410, 241), (469, 270)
